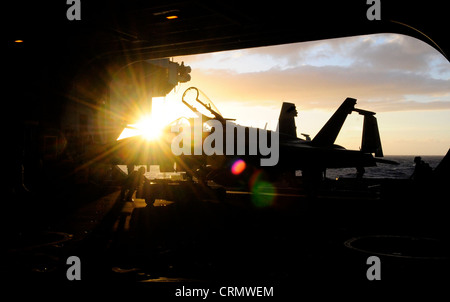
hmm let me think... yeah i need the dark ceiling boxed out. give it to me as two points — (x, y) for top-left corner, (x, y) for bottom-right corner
(5, 1), (449, 129)
(7, 0), (449, 61)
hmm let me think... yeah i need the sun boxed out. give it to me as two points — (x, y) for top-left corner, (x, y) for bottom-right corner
(135, 114), (165, 140)
(116, 94), (194, 141)
(116, 113), (165, 141)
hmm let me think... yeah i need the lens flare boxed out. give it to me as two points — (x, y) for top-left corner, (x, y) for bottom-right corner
(249, 170), (276, 207)
(231, 159), (246, 175)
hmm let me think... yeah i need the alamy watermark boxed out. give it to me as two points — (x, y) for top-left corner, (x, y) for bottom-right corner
(366, 256), (381, 280)
(366, 0), (381, 21)
(66, 256), (81, 280)
(66, 0), (81, 21)
(171, 113), (280, 167)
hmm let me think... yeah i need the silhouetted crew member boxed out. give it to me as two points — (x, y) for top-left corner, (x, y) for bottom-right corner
(411, 156), (432, 181)
(356, 166), (365, 180)
(121, 166), (146, 201)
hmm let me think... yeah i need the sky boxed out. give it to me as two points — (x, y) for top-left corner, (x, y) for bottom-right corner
(157, 33), (450, 156)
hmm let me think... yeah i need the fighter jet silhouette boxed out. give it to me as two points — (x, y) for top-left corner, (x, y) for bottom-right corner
(103, 87), (396, 188)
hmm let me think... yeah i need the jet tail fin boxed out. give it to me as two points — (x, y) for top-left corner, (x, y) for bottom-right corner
(311, 97), (384, 156)
(277, 102), (298, 137)
(360, 113), (384, 157)
(312, 97), (356, 146)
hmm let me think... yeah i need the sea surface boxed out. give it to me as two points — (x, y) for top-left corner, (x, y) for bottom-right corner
(120, 155), (445, 181)
(325, 155), (444, 180)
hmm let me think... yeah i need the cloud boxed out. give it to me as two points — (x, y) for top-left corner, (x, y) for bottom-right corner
(177, 33), (450, 113)
(347, 34), (439, 72)
(186, 64), (450, 112)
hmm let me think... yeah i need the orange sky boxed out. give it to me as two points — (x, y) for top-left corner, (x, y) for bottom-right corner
(157, 34), (450, 156)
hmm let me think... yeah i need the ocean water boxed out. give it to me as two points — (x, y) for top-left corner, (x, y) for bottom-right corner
(119, 155), (445, 181)
(325, 155), (445, 180)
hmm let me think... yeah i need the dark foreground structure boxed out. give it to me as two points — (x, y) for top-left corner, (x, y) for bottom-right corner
(2, 155), (449, 298)
(5, 1), (450, 298)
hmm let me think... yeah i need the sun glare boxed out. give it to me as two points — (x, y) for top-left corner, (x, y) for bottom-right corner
(117, 93), (195, 141)
(117, 112), (167, 141)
